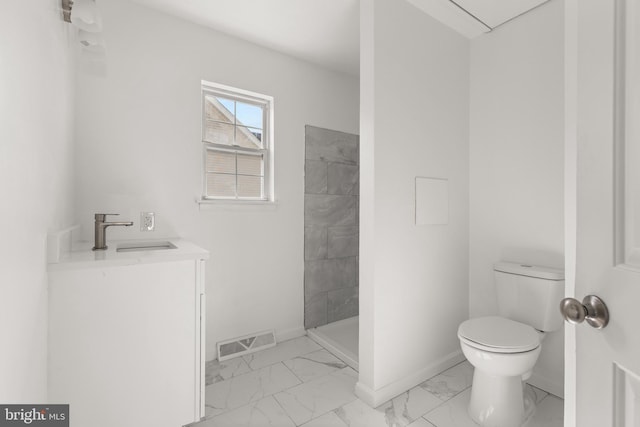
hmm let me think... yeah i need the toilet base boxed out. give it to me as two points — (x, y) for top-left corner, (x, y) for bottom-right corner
(468, 369), (536, 427)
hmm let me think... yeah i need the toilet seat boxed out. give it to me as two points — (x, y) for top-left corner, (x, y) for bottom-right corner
(458, 316), (540, 354)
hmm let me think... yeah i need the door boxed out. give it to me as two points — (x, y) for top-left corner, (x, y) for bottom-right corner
(566, 0), (640, 426)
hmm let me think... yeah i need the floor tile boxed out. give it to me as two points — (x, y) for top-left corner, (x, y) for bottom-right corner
(206, 357), (252, 385)
(527, 383), (549, 404)
(335, 399), (393, 427)
(419, 361), (473, 401)
(196, 396), (295, 427)
(423, 389), (478, 427)
(300, 411), (348, 427)
(424, 386), (563, 427)
(381, 386), (443, 423)
(201, 335), (563, 427)
(335, 386), (442, 427)
(284, 349), (348, 382)
(528, 395), (563, 427)
(243, 336), (322, 370)
(274, 367), (359, 425)
(407, 419), (435, 427)
(205, 362), (301, 417)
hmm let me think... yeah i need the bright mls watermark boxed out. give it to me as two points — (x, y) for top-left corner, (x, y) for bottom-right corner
(0, 405), (68, 426)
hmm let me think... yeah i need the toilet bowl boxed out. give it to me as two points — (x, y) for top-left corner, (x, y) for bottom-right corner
(458, 316), (541, 426)
(459, 262), (564, 427)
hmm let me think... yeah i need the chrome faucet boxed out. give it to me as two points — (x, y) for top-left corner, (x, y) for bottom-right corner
(92, 213), (134, 250)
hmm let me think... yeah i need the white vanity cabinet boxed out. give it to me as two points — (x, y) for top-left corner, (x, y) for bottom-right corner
(47, 240), (207, 427)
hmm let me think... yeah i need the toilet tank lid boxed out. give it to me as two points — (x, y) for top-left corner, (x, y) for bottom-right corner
(494, 262), (564, 280)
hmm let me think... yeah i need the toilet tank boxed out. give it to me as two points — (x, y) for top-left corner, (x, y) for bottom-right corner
(494, 262), (565, 332)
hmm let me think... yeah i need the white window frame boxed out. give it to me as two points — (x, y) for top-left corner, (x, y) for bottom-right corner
(200, 80), (274, 203)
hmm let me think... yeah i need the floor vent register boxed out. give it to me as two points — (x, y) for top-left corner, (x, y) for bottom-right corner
(217, 330), (276, 361)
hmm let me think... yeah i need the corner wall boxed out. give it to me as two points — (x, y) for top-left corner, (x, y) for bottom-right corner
(0, 0), (76, 401)
(359, 0), (470, 404)
(73, 0), (359, 361)
(469, 0), (565, 397)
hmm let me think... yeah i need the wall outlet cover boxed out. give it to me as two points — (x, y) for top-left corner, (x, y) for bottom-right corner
(140, 212), (155, 231)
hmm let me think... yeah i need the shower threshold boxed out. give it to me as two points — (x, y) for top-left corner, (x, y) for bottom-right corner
(307, 316), (359, 371)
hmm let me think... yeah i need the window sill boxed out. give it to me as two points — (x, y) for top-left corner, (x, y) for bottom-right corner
(197, 198), (278, 211)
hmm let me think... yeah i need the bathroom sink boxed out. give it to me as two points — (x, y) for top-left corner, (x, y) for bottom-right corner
(116, 241), (177, 252)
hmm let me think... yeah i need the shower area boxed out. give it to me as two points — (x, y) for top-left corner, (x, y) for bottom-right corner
(303, 125), (360, 370)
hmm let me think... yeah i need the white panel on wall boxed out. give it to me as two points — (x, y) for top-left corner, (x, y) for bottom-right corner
(415, 177), (449, 225)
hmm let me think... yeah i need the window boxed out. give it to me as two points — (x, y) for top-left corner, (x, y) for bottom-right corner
(201, 81), (273, 201)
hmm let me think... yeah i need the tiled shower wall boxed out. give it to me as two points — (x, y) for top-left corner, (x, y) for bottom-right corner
(304, 125), (359, 329)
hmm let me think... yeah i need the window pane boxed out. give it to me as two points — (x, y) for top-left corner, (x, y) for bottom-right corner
(237, 175), (263, 198)
(207, 173), (235, 198)
(246, 127), (263, 143)
(237, 152), (263, 176)
(204, 121), (234, 145)
(236, 102), (263, 129)
(201, 82), (272, 201)
(204, 95), (234, 123)
(206, 150), (236, 174)
(235, 126), (263, 149)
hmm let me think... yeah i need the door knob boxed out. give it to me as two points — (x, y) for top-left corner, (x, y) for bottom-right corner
(560, 295), (609, 329)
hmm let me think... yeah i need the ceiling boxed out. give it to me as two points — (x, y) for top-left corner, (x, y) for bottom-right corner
(454, 0), (549, 28)
(407, 0), (550, 37)
(130, 0), (360, 76)
(129, 0), (551, 77)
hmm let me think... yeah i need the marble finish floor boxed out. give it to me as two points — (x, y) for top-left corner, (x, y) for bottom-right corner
(193, 336), (563, 427)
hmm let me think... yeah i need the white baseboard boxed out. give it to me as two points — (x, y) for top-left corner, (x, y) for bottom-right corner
(355, 350), (465, 407)
(277, 326), (306, 343)
(528, 372), (564, 399)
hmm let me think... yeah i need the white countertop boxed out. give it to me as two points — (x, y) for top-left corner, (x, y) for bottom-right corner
(47, 238), (209, 272)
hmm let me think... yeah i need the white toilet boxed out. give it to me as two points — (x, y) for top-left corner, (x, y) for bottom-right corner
(458, 262), (564, 427)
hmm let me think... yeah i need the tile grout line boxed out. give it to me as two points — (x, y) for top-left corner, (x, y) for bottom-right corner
(203, 346), (562, 427)
(270, 393), (300, 427)
(528, 383), (549, 404)
(421, 383), (473, 419)
(421, 382), (563, 427)
(209, 361), (304, 420)
(310, 409), (349, 427)
(280, 357), (305, 386)
(243, 337), (324, 371)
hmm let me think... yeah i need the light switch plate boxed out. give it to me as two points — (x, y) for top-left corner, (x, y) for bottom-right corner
(140, 212), (155, 231)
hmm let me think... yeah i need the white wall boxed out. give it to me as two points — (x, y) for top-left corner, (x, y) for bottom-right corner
(74, 0), (359, 360)
(0, 0), (76, 401)
(359, 0), (470, 405)
(469, 0), (565, 396)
